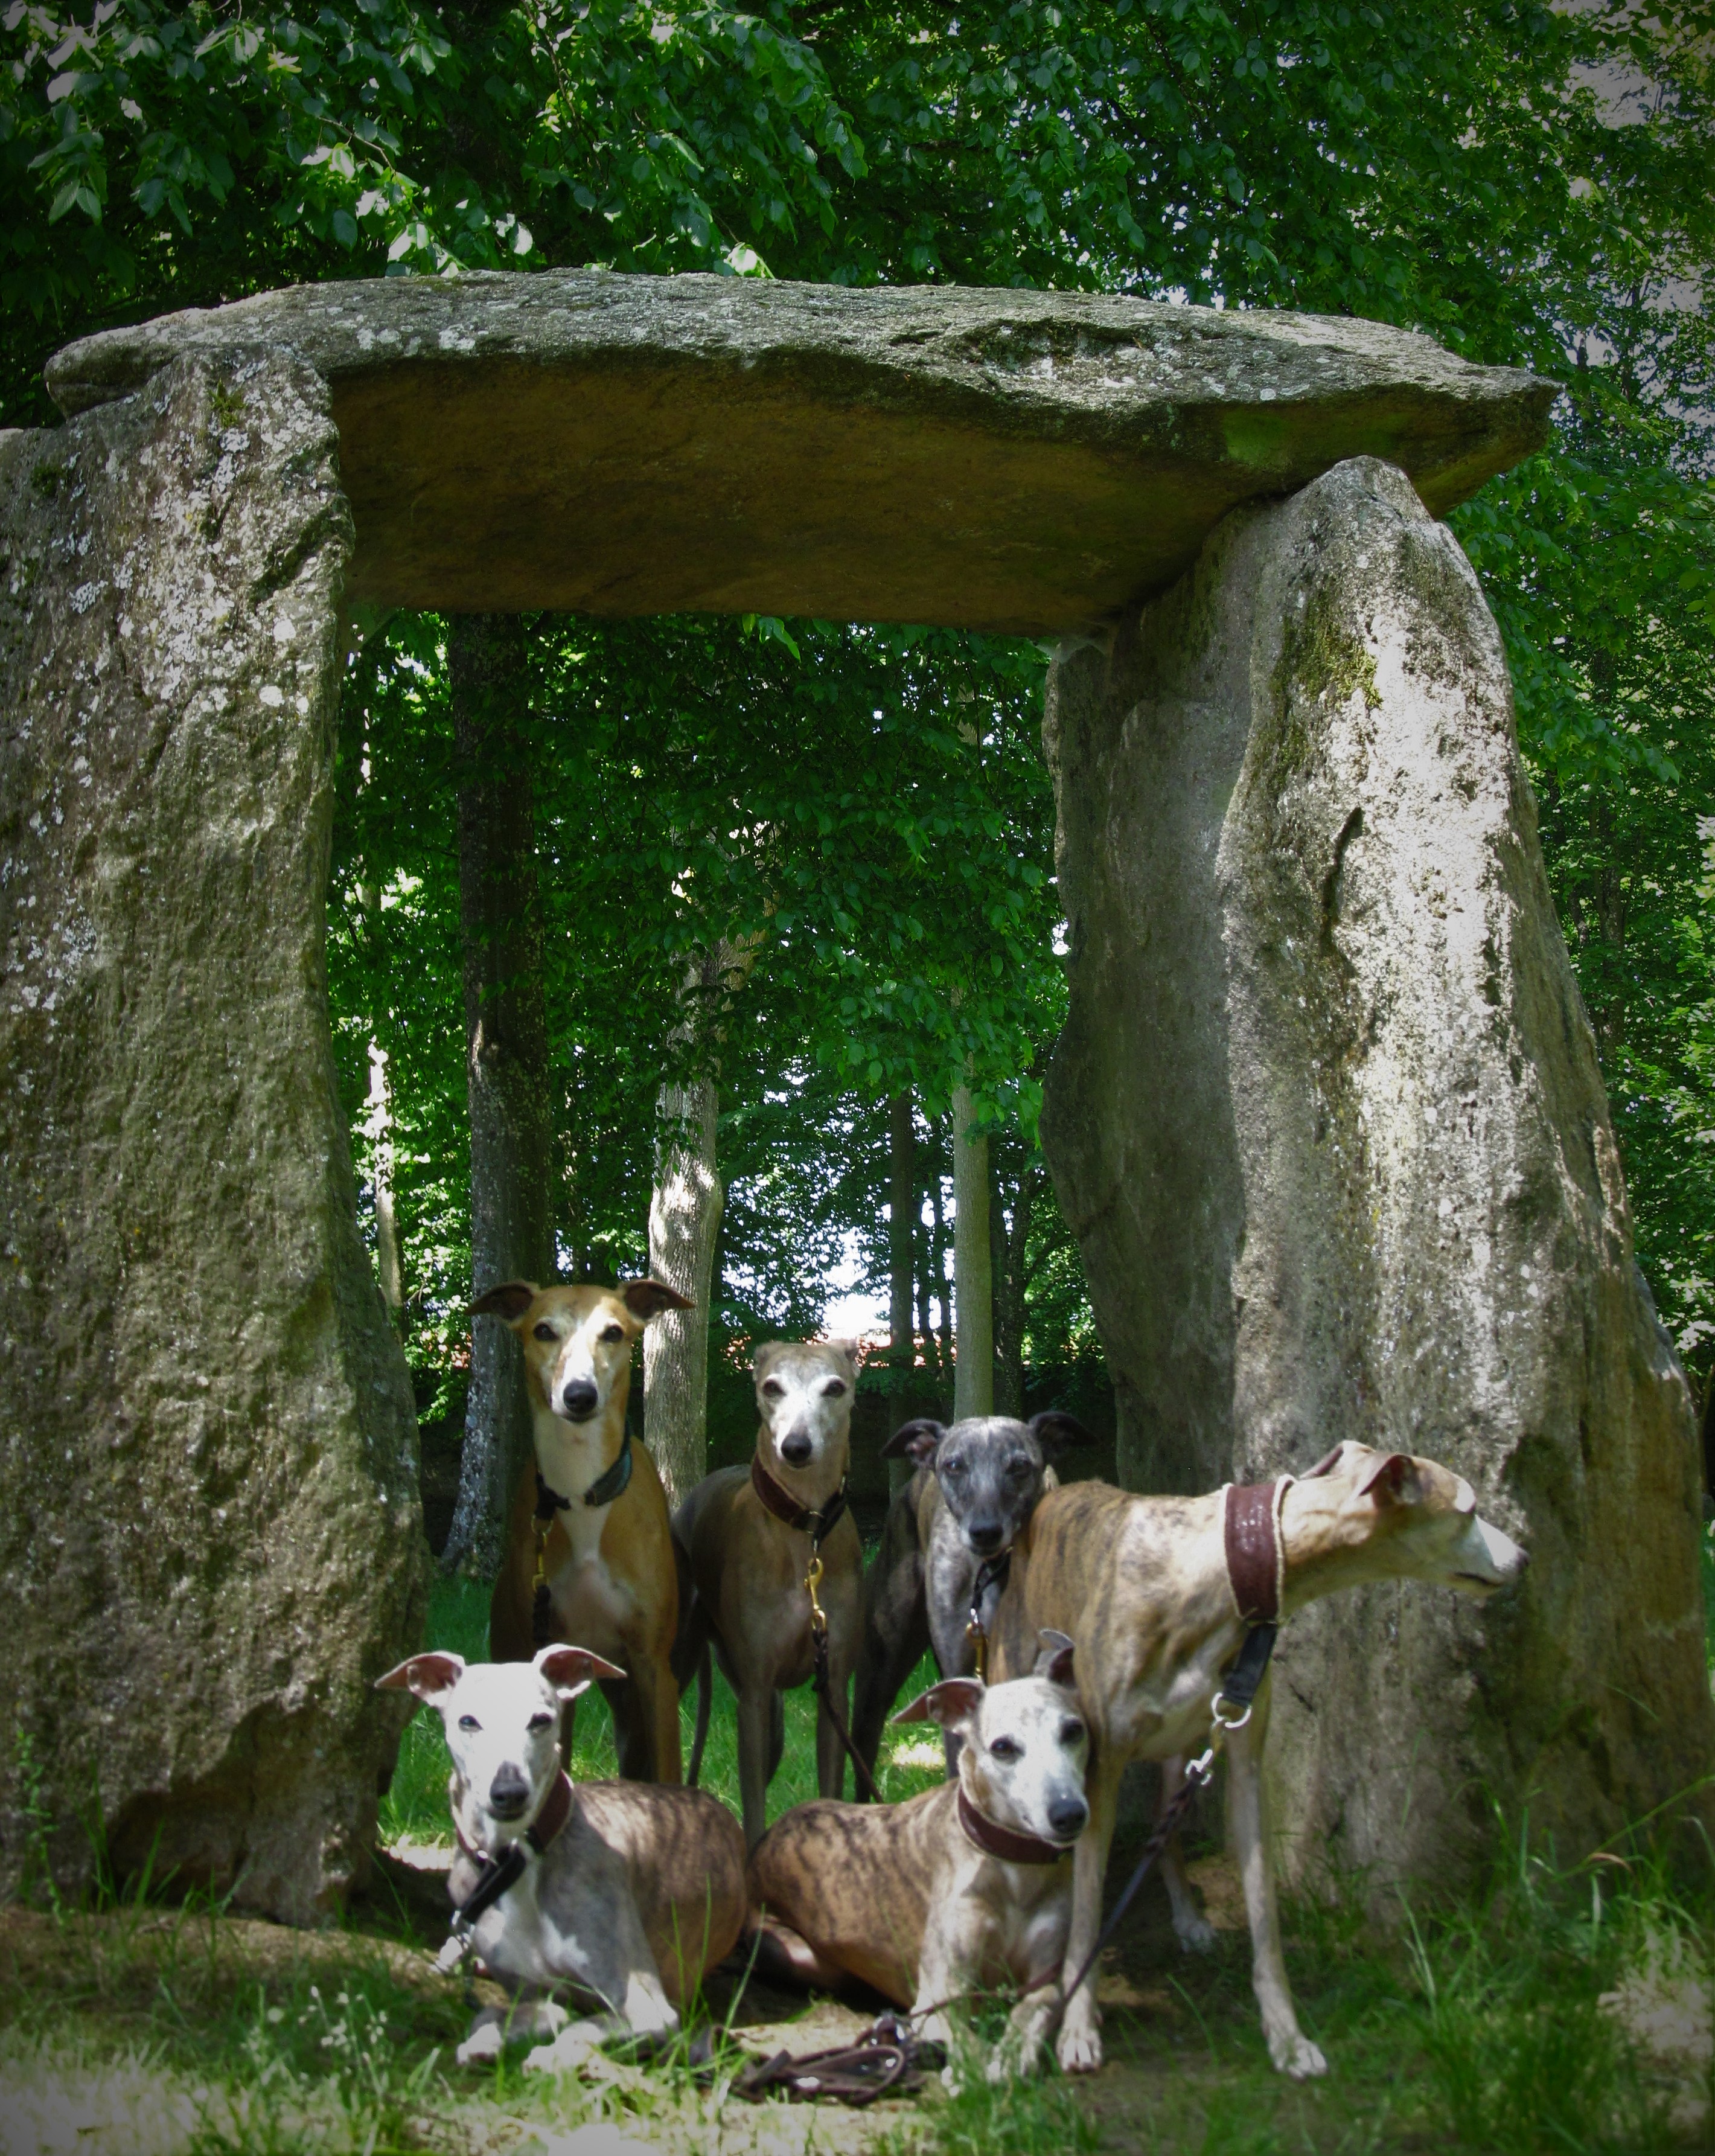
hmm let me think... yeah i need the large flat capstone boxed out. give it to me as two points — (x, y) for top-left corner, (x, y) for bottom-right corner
(45, 272), (1553, 635)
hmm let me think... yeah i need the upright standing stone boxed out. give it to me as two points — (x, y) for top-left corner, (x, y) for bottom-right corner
(0, 352), (424, 1922)
(1044, 457), (1713, 1884)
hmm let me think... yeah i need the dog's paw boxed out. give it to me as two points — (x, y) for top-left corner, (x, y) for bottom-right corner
(455, 2020), (506, 2068)
(523, 2018), (606, 2078)
(1267, 2027), (1328, 2080)
(939, 2061), (966, 2097)
(1055, 2015), (1103, 2075)
(1174, 1910), (1218, 1954)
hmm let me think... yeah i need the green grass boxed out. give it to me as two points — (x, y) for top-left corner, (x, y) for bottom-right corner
(7, 1549), (1715, 2154)
(378, 1574), (946, 1846)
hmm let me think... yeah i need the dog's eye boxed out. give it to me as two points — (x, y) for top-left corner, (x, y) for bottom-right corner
(532, 1323), (557, 1343)
(458, 1715), (481, 1732)
(989, 1735), (1023, 1761)
(942, 1456), (965, 1477)
(1005, 1456), (1031, 1480)
(527, 1712), (554, 1733)
(762, 1380), (785, 1399)
(822, 1380), (846, 1398)
(600, 1323), (625, 1343)
(1061, 1718), (1086, 1745)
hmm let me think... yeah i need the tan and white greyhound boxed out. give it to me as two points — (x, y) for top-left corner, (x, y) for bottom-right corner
(988, 1440), (1527, 2078)
(479, 1278), (690, 1784)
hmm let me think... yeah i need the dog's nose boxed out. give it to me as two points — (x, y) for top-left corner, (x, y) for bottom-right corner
(488, 1765), (531, 1820)
(781, 1433), (813, 1467)
(560, 1379), (599, 1422)
(967, 1521), (1004, 1555)
(1048, 1796), (1088, 1840)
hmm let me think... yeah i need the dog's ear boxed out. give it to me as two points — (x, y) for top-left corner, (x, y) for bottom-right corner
(826, 1338), (863, 1374)
(620, 1279), (692, 1322)
(1302, 1442), (1346, 1479)
(882, 1418), (944, 1465)
(375, 1651), (464, 1702)
(893, 1677), (984, 1732)
(1355, 1451), (1426, 1508)
(1028, 1410), (1094, 1457)
(470, 1281), (537, 1326)
(534, 1643), (627, 1698)
(1033, 1628), (1076, 1690)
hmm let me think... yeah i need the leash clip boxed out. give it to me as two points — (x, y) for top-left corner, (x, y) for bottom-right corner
(1210, 1692), (1253, 1733)
(964, 1613), (988, 1681)
(803, 1551), (827, 1637)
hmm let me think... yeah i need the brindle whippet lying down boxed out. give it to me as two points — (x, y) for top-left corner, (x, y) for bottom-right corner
(673, 1340), (863, 1846)
(851, 1411), (1093, 1788)
(376, 1646), (746, 2071)
(478, 1279), (691, 1783)
(748, 1638), (1091, 2081)
(988, 1441), (1527, 2079)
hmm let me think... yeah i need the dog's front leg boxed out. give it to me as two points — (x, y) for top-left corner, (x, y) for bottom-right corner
(912, 1895), (986, 2091)
(735, 1677), (774, 1847)
(456, 1987), (567, 2067)
(630, 1646), (683, 1786)
(814, 1637), (856, 1803)
(1227, 1713), (1326, 2079)
(1157, 1755), (1216, 1953)
(1055, 1748), (1122, 2073)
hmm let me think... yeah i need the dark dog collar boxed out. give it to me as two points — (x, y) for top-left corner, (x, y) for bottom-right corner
(956, 1785), (1071, 1867)
(535, 1430), (632, 1526)
(1219, 1476), (1298, 1715)
(750, 1453), (848, 1547)
(451, 1768), (575, 1933)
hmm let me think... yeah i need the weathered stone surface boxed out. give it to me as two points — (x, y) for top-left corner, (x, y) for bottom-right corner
(0, 353), (425, 1922)
(46, 273), (1553, 635)
(1044, 457), (1714, 1885)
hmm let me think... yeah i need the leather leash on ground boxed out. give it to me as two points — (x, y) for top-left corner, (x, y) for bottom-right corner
(750, 1455), (880, 1803)
(730, 2011), (944, 2106)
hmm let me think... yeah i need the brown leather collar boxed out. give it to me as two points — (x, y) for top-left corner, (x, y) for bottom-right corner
(455, 1767), (574, 1866)
(750, 1453), (848, 1544)
(1224, 1477), (1291, 1623)
(956, 1785), (1071, 1866)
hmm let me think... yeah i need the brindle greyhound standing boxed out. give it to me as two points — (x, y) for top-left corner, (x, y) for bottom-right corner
(988, 1441), (1527, 2078)
(851, 1412), (1092, 1787)
(673, 1340), (863, 1846)
(479, 1278), (691, 1785)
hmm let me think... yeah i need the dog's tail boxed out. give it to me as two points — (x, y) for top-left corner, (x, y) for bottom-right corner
(687, 1637), (713, 1788)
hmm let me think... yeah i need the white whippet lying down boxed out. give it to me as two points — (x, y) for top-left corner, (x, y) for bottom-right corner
(747, 1637), (1091, 2081)
(377, 1645), (747, 2070)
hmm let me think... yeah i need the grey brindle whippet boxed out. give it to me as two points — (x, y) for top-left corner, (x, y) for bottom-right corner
(851, 1412), (1092, 1785)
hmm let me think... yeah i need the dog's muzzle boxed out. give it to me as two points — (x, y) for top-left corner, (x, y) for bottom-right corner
(487, 1767), (532, 1820)
(559, 1380), (599, 1422)
(1048, 1796), (1089, 1841)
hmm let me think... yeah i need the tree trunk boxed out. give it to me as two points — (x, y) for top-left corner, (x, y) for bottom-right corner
(930, 1116), (954, 1376)
(365, 1041), (405, 1324)
(645, 937), (759, 1506)
(645, 1076), (723, 1508)
(951, 1083), (994, 1419)
(991, 1155), (1037, 1418)
(443, 615), (555, 1578)
(887, 1091), (918, 1493)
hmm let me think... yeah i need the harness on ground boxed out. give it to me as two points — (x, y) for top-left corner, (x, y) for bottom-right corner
(748, 1455), (879, 1802)
(433, 1768), (575, 1978)
(531, 1437), (634, 1648)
